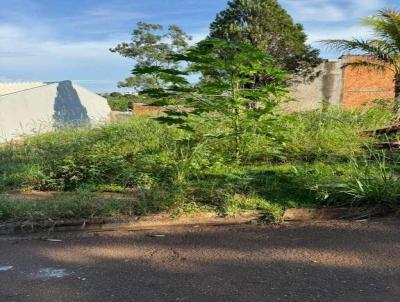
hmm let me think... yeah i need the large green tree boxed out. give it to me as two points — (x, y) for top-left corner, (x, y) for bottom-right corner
(110, 22), (191, 91)
(209, 0), (321, 77)
(322, 9), (400, 110)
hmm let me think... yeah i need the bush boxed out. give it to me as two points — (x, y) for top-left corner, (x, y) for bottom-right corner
(107, 96), (132, 111)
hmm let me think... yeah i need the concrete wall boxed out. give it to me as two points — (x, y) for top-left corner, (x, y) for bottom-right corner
(285, 56), (395, 112)
(284, 60), (343, 111)
(0, 81), (111, 142)
(0, 83), (57, 141)
(75, 84), (115, 125)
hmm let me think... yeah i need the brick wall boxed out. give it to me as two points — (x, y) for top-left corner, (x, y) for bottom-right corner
(342, 56), (395, 109)
(132, 103), (166, 116)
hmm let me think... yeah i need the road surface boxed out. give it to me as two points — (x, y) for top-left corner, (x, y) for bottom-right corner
(0, 219), (399, 301)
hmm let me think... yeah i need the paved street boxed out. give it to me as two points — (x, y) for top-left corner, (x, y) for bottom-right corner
(0, 219), (399, 302)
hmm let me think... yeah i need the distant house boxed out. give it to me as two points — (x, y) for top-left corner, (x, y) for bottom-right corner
(0, 80), (111, 142)
(286, 55), (395, 111)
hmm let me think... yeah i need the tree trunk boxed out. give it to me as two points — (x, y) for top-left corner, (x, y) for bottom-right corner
(394, 75), (400, 115)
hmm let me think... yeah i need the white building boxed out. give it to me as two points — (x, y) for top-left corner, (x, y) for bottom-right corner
(0, 81), (111, 142)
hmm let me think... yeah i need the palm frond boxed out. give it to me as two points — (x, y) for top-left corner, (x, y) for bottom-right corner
(320, 38), (395, 65)
(343, 60), (388, 73)
(361, 9), (400, 53)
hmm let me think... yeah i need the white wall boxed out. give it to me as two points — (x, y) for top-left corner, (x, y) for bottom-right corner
(0, 82), (111, 142)
(0, 83), (58, 141)
(73, 83), (111, 125)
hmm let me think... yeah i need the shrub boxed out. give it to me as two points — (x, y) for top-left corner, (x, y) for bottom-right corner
(107, 96), (131, 111)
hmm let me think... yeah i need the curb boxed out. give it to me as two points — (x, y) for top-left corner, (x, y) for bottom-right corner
(0, 212), (266, 235)
(0, 207), (391, 235)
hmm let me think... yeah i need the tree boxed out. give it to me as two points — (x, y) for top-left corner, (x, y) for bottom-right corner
(322, 9), (400, 111)
(134, 39), (288, 161)
(209, 0), (321, 77)
(110, 22), (191, 91)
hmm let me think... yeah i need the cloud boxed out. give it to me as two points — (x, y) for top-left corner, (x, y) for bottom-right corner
(282, 1), (345, 22)
(0, 24), (119, 60)
(307, 25), (372, 43)
(281, 0), (386, 23)
(190, 30), (208, 43)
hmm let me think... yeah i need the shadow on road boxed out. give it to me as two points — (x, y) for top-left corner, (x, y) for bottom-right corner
(1, 220), (399, 301)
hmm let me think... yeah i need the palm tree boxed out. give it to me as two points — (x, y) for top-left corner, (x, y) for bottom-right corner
(321, 8), (400, 110)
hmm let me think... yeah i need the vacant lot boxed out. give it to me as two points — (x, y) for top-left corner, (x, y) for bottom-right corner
(0, 219), (399, 302)
(0, 108), (397, 223)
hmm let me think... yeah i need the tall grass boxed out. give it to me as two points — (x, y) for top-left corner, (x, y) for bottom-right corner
(0, 107), (397, 221)
(0, 118), (183, 191)
(281, 107), (393, 161)
(316, 151), (400, 209)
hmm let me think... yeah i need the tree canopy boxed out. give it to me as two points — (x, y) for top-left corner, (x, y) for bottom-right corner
(209, 0), (321, 76)
(110, 22), (191, 91)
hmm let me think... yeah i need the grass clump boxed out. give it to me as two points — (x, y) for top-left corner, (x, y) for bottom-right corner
(315, 151), (400, 209)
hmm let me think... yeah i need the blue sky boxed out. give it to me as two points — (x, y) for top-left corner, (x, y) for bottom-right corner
(0, 0), (396, 92)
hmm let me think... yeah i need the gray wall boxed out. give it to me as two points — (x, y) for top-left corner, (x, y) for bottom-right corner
(283, 60), (344, 112)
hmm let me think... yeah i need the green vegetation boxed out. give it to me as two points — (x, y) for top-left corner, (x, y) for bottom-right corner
(0, 193), (138, 221)
(135, 39), (288, 161)
(210, 0), (321, 76)
(105, 93), (135, 111)
(0, 106), (395, 222)
(110, 22), (191, 91)
(2, 8), (400, 224)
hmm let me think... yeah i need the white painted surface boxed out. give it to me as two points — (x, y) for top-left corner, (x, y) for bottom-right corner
(0, 83), (57, 141)
(74, 83), (111, 125)
(0, 81), (111, 142)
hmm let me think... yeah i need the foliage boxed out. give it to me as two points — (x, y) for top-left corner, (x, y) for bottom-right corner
(135, 39), (289, 162)
(310, 151), (400, 209)
(110, 22), (191, 91)
(107, 95), (133, 111)
(321, 8), (400, 104)
(0, 107), (397, 221)
(209, 0), (321, 77)
(0, 193), (140, 221)
(279, 107), (393, 162)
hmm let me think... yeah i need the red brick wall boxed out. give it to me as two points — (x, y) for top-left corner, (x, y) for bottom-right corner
(132, 103), (166, 116)
(342, 56), (395, 109)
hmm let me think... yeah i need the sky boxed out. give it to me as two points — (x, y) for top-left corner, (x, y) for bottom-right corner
(0, 0), (397, 92)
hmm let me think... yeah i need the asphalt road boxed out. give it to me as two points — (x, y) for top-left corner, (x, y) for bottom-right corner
(0, 219), (399, 302)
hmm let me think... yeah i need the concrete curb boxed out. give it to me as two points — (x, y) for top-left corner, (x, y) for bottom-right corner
(0, 207), (391, 235)
(283, 207), (394, 221)
(0, 212), (266, 235)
